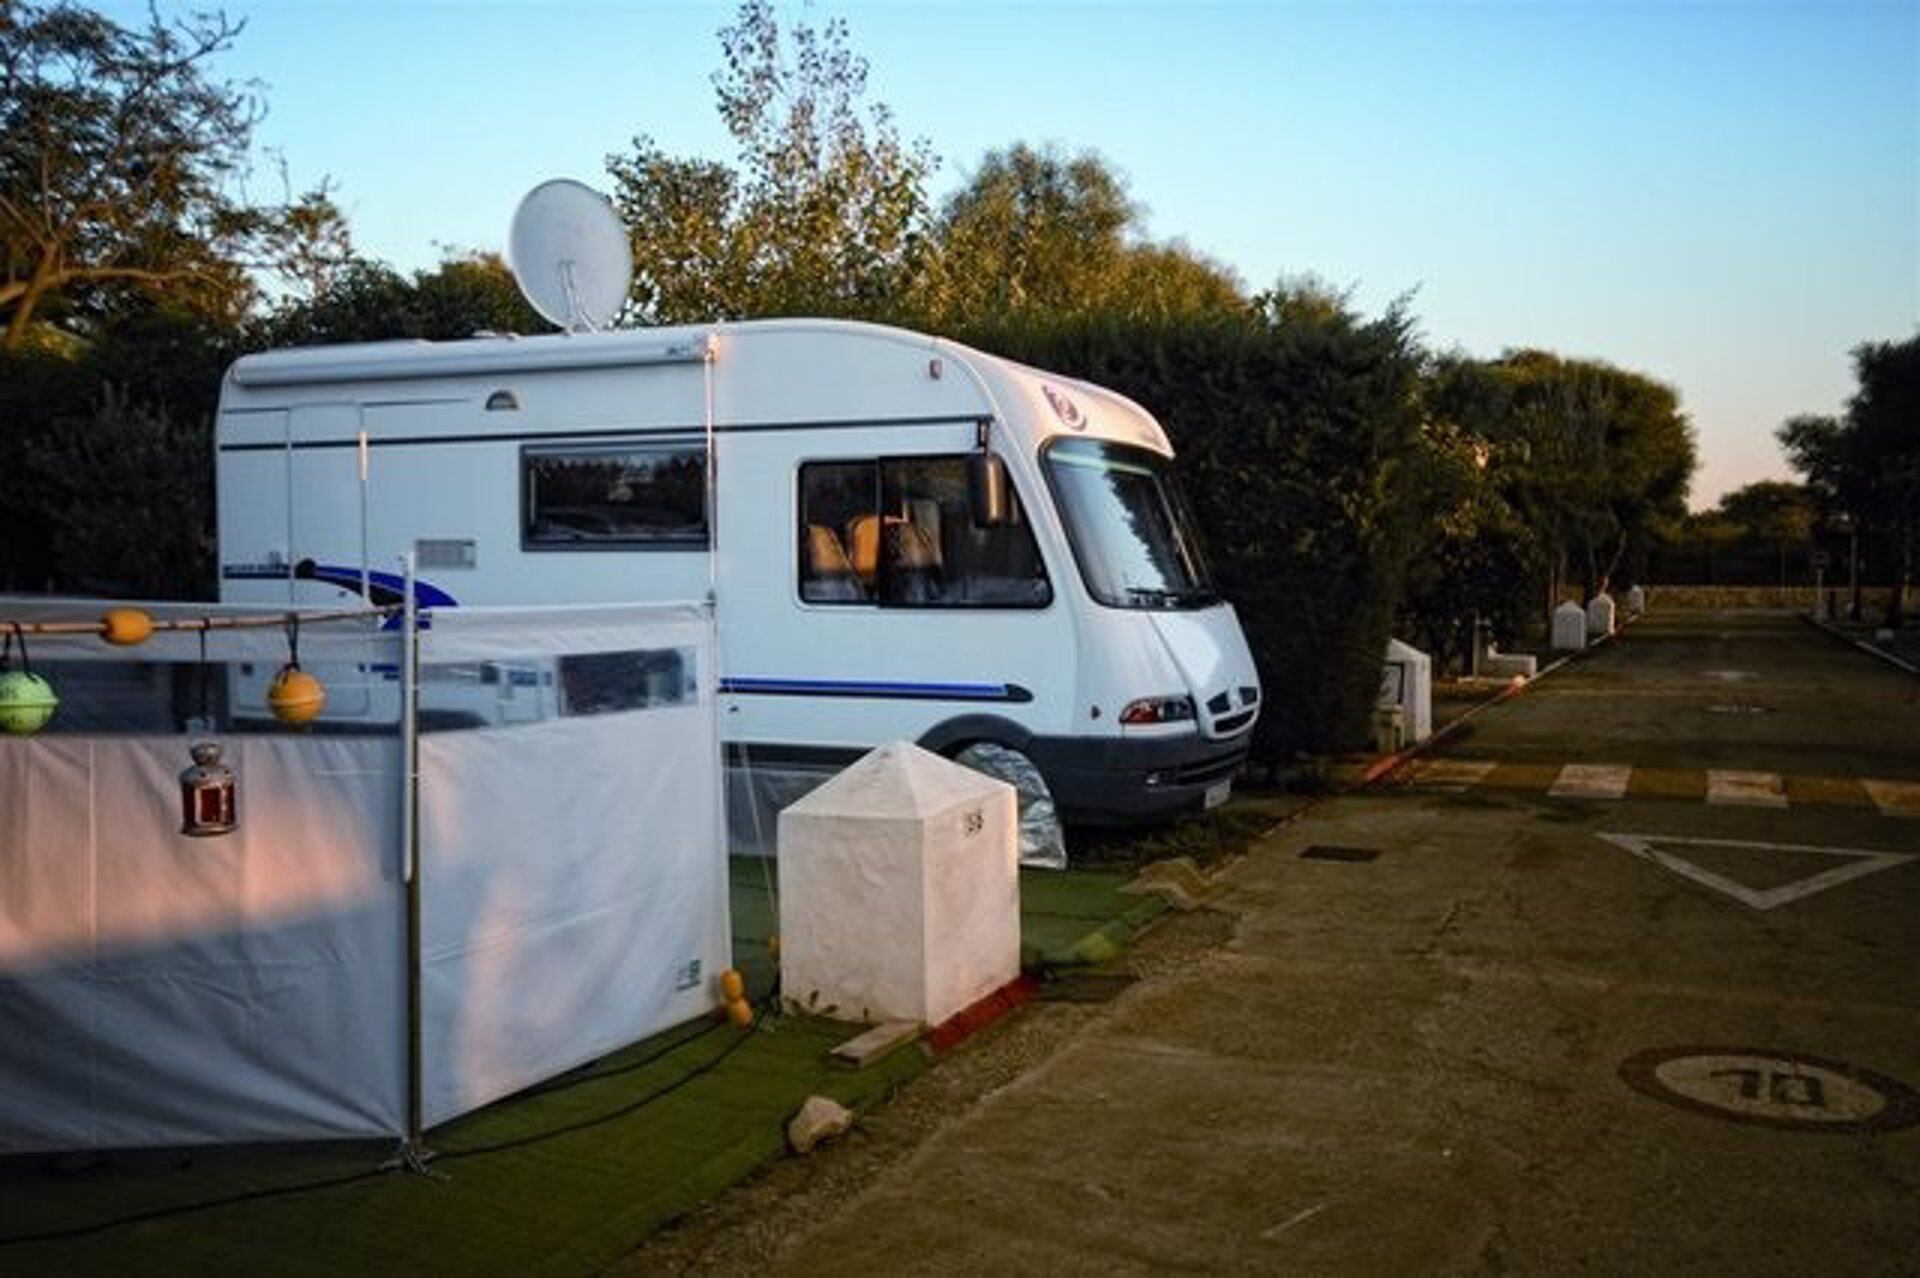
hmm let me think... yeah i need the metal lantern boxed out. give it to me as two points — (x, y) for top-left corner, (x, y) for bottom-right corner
(179, 740), (237, 837)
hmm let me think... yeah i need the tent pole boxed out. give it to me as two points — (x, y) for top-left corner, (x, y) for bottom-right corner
(398, 551), (433, 1169)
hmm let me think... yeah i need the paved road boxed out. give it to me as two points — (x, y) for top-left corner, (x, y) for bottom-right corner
(766, 611), (1920, 1276)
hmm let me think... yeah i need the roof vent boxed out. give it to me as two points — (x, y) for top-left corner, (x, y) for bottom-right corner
(485, 390), (520, 412)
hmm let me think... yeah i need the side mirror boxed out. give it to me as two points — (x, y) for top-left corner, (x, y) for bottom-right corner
(968, 451), (1012, 527)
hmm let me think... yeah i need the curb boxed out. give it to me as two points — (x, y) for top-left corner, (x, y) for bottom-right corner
(1067, 896), (1170, 964)
(1803, 613), (1920, 677)
(924, 975), (1040, 1053)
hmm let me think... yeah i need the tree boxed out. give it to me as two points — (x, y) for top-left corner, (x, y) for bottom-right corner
(607, 0), (935, 323)
(1463, 351), (1694, 620)
(917, 143), (1242, 326)
(1715, 480), (1814, 586)
(0, 2), (269, 346)
(255, 172), (357, 305)
(259, 253), (547, 347)
(1401, 355), (1548, 665)
(1779, 335), (1920, 623)
(20, 384), (214, 596)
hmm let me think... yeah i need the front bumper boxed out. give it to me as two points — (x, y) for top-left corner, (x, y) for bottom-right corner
(1026, 730), (1250, 826)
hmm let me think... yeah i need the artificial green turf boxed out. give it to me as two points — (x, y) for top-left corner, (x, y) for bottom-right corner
(1, 1013), (921, 1276)
(1, 856), (1157, 1275)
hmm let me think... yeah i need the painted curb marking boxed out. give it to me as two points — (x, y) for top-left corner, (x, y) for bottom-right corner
(1597, 832), (1916, 910)
(1410, 759), (1497, 790)
(1550, 763), (1631, 800)
(1863, 778), (1920, 819)
(1706, 769), (1788, 809)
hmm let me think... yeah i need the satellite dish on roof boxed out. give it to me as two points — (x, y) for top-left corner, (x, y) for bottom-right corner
(508, 179), (632, 332)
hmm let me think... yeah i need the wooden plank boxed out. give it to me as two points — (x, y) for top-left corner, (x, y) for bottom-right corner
(831, 1020), (923, 1070)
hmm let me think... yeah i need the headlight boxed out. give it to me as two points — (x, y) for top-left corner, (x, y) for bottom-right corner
(1118, 695), (1196, 725)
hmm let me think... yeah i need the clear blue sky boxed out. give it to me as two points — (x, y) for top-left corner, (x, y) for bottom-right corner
(113, 0), (1918, 508)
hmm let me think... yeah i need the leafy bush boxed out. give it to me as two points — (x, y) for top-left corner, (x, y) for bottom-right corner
(21, 385), (214, 598)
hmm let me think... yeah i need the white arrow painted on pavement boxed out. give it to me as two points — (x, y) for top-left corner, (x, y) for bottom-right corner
(1597, 833), (1916, 910)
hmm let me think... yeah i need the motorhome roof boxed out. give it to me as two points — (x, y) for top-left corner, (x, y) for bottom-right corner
(225, 316), (1171, 454)
(229, 317), (940, 389)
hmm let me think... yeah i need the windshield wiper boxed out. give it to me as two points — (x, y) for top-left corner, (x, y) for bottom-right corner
(1124, 586), (1220, 608)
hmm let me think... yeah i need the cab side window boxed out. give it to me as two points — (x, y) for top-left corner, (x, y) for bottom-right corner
(797, 457), (1051, 608)
(798, 462), (875, 602)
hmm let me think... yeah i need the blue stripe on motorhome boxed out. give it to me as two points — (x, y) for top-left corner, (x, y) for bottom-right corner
(720, 677), (1031, 704)
(303, 564), (460, 610)
(224, 563), (455, 630)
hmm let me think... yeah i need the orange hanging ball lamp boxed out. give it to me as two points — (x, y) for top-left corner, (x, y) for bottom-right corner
(267, 614), (326, 726)
(100, 607), (154, 647)
(269, 666), (326, 725)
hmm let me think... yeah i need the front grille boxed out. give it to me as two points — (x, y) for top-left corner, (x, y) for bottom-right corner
(1211, 708), (1256, 735)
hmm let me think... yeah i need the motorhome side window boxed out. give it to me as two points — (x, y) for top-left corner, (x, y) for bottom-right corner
(523, 442), (708, 549)
(798, 458), (1050, 608)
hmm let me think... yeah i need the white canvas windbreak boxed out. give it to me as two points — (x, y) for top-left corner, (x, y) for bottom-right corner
(417, 604), (728, 1125)
(0, 600), (727, 1152)
(0, 735), (405, 1151)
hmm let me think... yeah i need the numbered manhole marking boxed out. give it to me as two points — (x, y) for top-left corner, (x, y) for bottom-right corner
(1620, 1046), (1920, 1134)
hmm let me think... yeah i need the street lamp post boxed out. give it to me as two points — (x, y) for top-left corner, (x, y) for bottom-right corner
(1832, 511), (1861, 621)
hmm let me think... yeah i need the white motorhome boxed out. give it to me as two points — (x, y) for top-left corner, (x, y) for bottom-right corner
(215, 318), (1261, 834)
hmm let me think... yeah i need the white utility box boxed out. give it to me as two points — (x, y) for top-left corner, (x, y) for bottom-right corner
(1626, 584), (1646, 616)
(1552, 601), (1588, 651)
(1586, 592), (1616, 638)
(777, 742), (1019, 1027)
(1380, 638), (1433, 743)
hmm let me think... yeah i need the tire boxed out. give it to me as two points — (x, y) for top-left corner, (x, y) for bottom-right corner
(952, 741), (1068, 870)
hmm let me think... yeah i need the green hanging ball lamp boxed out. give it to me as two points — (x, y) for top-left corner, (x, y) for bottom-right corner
(0, 624), (57, 736)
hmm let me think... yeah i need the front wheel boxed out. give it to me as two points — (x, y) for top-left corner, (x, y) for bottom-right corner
(953, 742), (1067, 870)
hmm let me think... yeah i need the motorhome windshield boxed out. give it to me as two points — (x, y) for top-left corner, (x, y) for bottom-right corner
(1044, 439), (1218, 610)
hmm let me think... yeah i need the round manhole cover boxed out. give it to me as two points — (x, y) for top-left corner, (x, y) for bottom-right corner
(1620, 1047), (1920, 1133)
(1705, 703), (1771, 715)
